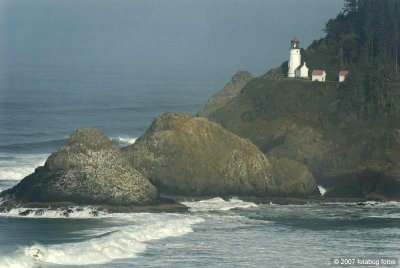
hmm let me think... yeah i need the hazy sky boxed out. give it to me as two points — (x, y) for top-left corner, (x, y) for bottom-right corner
(0, 0), (344, 75)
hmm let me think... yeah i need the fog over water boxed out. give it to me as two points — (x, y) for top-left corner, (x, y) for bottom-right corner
(0, 0), (343, 75)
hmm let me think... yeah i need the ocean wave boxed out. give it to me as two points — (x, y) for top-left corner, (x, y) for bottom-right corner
(182, 197), (258, 212)
(0, 154), (48, 181)
(0, 139), (66, 154)
(368, 214), (400, 219)
(0, 213), (204, 267)
(0, 180), (18, 193)
(111, 136), (137, 146)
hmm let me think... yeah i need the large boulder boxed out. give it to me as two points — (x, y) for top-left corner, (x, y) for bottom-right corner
(122, 112), (316, 197)
(269, 157), (318, 195)
(1, 128), (158, 206)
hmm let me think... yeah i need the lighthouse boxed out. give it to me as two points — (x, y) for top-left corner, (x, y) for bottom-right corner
(287, 37), (301, 78)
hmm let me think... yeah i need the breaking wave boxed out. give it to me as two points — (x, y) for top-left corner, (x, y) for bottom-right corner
(112, 136), (137, 146)
(0, 213), (204, 267)
(182, 197), (258, 212)
(0, 153), (48, 181)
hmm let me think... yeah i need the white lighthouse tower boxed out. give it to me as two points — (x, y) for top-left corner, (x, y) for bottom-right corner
(287, 37), (301, 78)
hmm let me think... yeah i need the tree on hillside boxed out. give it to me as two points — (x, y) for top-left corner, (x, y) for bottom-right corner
(321, 0), (400, 116)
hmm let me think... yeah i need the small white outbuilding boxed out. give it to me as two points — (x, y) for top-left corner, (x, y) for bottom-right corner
(339, 70), (349, 82)
(312, 70), (326, 82)
(295, 62), (309, 79)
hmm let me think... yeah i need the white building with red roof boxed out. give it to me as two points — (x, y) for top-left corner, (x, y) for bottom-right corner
(339, 70), (349, 82)
(312, 70), (326, 82)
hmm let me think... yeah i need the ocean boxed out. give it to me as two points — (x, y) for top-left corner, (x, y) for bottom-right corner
(0, 64), (399, 267)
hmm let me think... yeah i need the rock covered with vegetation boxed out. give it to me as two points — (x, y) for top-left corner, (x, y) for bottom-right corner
(198, 71), (253, 117)
(203, 75), (400, 200)
(1, 128), (158, 208)
(122, 112), (316, 197)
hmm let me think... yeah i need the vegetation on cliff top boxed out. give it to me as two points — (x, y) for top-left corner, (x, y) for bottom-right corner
(306, 0), (400, 116)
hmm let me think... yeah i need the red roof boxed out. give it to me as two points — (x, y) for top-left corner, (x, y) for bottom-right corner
(312, 70), (325, 76)
(292, 36), (299, 42)
(339, 70), (349, 76)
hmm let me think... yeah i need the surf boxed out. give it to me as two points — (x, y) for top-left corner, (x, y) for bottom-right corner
(182, 197), (258, 212)
(0, 213), (204, 267)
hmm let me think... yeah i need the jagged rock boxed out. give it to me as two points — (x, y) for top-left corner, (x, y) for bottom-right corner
(19, 209), (34, 216)
(122, 112), (316, 197)
(198, 71), (253, 117)
(322, 168), (400, 200)
(34, 209), (45, 216)
(1, 128), (158, 206)
(89, 210), (99, 217)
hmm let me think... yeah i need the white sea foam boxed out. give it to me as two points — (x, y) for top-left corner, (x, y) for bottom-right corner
(0, 213), (204, 267)
(0, 154), (48, 181)
(318, 185), (327, 196)
(182, 197), (258, 212)
(112, 136), (137, 145)
(1, 206), (110, 219)
(363, 201), (400, 207)
(368, 214), (400, 219)
(0, 254), (34, 268)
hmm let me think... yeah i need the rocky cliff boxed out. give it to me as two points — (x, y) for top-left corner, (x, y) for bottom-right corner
(201, 77), (400, 200)
(198, 71), (253, 117)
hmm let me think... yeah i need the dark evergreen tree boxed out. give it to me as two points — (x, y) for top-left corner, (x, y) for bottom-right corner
(321, 0), (400, 116)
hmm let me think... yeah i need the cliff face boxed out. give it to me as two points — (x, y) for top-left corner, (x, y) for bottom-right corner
(198, 71), (253, 118)
(122, 112), (316, 197)
(1, 128), (158, 207)
(202, 77), (400, 200)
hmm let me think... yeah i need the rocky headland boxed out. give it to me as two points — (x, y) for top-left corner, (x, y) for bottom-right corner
(200, 74), (400, 201)
(1, 66), (399, 212)
(2, 68), (399, 212)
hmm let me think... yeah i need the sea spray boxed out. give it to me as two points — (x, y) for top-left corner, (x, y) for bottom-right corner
(112, 136), (137, 146)
(318, 185), (327, 196)
(182, 197), (258, 212)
